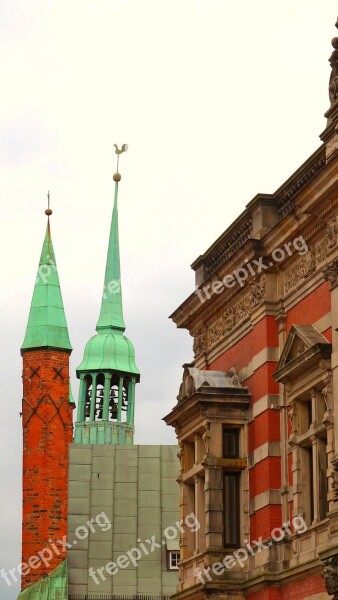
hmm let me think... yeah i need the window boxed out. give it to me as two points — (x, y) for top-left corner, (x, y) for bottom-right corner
(224, 472), (240, 547)
(274, 325), (332, 527)
(223, 428), (241, 547)
(295, 393), (328, 525)
(168, 551), (180, 570)
(223, 428), (239, 458)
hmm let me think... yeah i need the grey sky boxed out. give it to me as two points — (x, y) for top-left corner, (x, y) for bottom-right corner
(0, 1), (335, 598)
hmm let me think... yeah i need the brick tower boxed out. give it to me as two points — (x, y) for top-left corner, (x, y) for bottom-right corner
(20, 209), (73, 590)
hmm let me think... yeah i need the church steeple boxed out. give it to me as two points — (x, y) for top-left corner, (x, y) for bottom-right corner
(75, 149), (140, 446)
(21, 211), (72, 352)
(96, 179), (126, 333)
(20, 201), (73, 590)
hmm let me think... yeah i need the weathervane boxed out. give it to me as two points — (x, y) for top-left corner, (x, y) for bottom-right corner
(113, 144), (128, 182)
(45, 190), (53, 218)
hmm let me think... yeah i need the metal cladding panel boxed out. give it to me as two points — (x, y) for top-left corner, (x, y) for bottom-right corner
(68, 444), (180, 596)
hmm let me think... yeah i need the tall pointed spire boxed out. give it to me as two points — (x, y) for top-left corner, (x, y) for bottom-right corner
(75, 148), (139, 446)
(96, 179), (126, 333)
(21, 200), (72, 352)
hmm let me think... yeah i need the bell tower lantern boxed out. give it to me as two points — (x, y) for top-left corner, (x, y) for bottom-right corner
(74, 150), (140, 445)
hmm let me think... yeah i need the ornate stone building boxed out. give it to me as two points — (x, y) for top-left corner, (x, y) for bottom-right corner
(164, 19), (338, 600)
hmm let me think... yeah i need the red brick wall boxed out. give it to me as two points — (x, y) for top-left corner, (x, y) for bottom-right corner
(21, 349), (73, 589)
(286, 282), (330, 333)
(246, 572), (326, 599)
(209, 315), (282, 541)
(204, 282), (332, 594)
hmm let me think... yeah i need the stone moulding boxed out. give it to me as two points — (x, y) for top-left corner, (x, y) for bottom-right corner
(276, 149), (326, 220)
(205, 216), (252, 279)
(200, 147), (326, 282)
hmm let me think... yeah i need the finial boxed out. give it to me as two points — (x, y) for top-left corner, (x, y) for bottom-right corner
(45, 190), (53, 217)
(113, 143), (128, 180)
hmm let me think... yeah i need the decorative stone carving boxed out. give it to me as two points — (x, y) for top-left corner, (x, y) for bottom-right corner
(284, 257), (307, 294)
(304, 248), (316, 277)
(289, 400), (297, 434)
(331, 456), (338, 502)
(329, 19), (338, 104)
(323, 259), (338, 290)
(177, 443), (184, 473)
(202, 423), (210, 457)
(326, 218), (338, 248)
(208, 317), (225, 348)
(193, 329), (207, 358)
(321, 554), (338, 596)
(284, 231), (333, 293)
(316, 234), (330, 266)
(250, 278), (266, 306)
(207, 278), (266, 350)
(322, 379), (333, 413)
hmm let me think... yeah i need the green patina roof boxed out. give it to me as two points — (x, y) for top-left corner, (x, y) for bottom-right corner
(96, 181), (125, 333)
(69, 383), (75, 405)
(21, 221), (72, 352)
(77, 180), (139, 377)
(77, 330), (140, 377)
(16, 560), (68, 600)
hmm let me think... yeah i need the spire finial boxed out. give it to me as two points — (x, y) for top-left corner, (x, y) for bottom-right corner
(45, 190), (53, 217)
(113, 143), (128, 181)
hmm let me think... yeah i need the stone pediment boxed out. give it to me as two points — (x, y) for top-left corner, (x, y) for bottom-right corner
(177, 363), (247, 402)
(274, 325), (331, 383)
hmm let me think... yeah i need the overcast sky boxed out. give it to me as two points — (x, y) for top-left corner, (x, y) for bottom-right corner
(0, 1), (336, 598)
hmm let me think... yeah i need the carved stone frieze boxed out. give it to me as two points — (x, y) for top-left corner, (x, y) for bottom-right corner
(284, 232), (332, 294)
(323, 259), (338, 290)
(326, 218), (338, 249)
(284, 256), (307, 294)
(206, 278), (266, 351)
(193, 329), (207, 358)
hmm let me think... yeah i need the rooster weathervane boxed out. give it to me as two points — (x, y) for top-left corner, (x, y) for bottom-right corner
(114, 144), (128, 177)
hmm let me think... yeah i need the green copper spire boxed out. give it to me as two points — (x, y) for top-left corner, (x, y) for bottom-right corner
(75, 152), (140, 446)
(21, 211), (72, 352)
(96, 181), (126, 333)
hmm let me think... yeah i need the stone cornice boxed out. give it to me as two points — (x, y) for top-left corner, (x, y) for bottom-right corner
(190, 145), (326, 282)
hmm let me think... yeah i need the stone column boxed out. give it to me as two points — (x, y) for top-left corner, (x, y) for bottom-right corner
(276, 311), (289, 523)
(311, 434), (319, 524)
(324, 261), (338, 507)
(102, 373), (111, 421)
(205, 466), (223, 549)
(89, 374), (97, 421)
